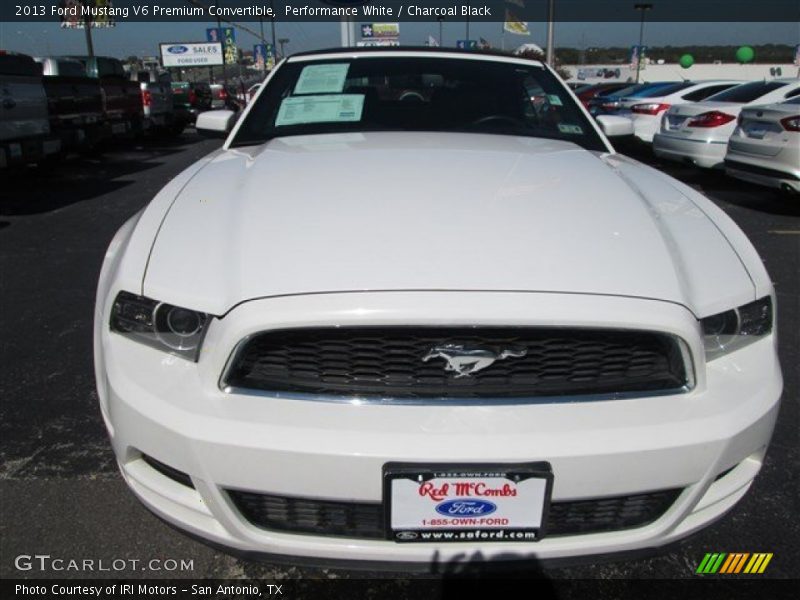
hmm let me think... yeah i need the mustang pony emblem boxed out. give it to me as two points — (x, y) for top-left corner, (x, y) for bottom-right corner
(422, 343), (527, 378)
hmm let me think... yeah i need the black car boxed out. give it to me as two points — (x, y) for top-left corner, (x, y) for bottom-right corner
(171, 81), (212, 123)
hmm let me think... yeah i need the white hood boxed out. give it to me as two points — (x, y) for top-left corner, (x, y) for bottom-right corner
(143, 132), (753, 316)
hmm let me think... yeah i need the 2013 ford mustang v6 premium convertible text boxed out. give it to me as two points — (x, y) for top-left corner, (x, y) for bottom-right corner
(94, 49), (782, 565)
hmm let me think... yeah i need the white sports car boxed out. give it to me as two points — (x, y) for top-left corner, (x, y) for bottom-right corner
(95, 49), (782, 566)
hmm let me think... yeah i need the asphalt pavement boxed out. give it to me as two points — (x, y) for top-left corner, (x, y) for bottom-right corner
(1, 132), (797, 582)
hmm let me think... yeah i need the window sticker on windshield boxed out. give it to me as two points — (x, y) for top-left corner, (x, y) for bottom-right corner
(547, 94), (563, 106)
(294, 63), (350, 95)
(558, 123), (583, 135)
(275, 94), (365, 126)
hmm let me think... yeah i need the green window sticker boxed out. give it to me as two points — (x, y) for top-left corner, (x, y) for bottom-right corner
(547, 94), (563, 106)
(275, 94), (365, 126)
(557, 123), (583, 135)
(294, 63), (350, 95)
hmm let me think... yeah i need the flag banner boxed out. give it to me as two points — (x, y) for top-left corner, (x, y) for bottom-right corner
(427, 35), (439, 47)
(253, 44), (271, 71)
(504, 9), (530, 35)
(630, 45), (647, 69)
(222, 27), (238, 65)
(479, 37), (491, 49)
(59, 0), (117, 28)
(361, 23), (400, 39)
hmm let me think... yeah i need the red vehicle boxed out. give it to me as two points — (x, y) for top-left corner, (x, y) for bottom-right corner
(34, 57), (107, 152)
(67, 56), (144, 138)
(210, 83), (242, 111)
(574, 82), (632, 109)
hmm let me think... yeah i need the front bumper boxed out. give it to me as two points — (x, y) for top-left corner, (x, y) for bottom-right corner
(96, 292), (782, 564)
(653, 132), (728, 169)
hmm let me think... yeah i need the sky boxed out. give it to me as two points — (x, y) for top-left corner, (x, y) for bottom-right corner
(2, 20), (798, 59)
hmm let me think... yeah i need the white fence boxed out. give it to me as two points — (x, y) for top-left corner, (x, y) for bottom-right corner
(566, 62), (799, 83)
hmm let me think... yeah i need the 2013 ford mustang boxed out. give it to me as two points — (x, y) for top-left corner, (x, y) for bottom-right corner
(94, 49), (782, 565)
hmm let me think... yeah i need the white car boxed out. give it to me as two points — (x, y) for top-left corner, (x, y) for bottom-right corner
(725, 97), (800, 193)
(618, 80), (742, 143)
(653, 79), (800, 168)
(95, 49), (782, 565)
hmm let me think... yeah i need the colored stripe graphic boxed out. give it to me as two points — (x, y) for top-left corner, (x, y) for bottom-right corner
(720, 553), (749, 573)
(733, 553), (750, 573)
(698, 552), (773, 574)
(697, 553), (727, 574)
(719, 554), (735, 573)
(744, 553), (773, 574)
(696, 553), (713, 574)
(710, 553), (726, 573)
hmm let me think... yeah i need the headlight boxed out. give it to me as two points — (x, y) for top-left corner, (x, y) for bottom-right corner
(110, 291), (209, 361)
(701, 296), (773, 361)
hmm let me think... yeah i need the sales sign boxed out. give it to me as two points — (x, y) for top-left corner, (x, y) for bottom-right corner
(159, 42), (224, 68)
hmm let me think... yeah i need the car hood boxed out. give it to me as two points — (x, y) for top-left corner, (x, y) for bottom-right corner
(143, 132), (752, 316)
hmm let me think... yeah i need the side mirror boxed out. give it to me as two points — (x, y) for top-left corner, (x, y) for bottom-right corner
(596, 115), (635, 137)
(196, 110), (237, 139)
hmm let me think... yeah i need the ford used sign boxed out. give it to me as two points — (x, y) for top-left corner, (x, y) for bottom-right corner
(159, 42), (224, 68)
(436, 499), (497, 516)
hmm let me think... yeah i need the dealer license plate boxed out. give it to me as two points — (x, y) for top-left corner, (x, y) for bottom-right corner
(384, 462), (552, 543)
(743, 123), (768, 139)
(667, 115), (687, 130)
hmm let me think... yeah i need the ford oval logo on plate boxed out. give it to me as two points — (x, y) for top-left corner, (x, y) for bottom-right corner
(436, 499), (497, 516)
(167, 45), (189, 54)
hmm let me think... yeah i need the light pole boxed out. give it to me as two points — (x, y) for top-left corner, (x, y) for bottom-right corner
(634, 3), (653, 83)
(437, 16), (444, 47)
(216, 0), (227, 86)
(270, 0), (278, 64)
(465, 2), (470, 43)
(545, 0), (555, 66)
(83, 14), (94, 57)
(278, 38), (290, 58)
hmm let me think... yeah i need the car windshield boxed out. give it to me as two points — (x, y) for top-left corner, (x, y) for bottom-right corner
(706, 81), (787, 103)
(231, 55), (607, 151)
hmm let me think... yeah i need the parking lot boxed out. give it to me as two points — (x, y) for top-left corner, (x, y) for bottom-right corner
(0, 131), (797, 581)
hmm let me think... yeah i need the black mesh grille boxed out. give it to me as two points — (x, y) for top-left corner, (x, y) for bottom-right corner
(227, 488), (682, 539)
(224, 327), (688, 399)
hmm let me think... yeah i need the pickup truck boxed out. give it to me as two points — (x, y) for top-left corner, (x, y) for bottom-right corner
(34, 57), (107, 152)
(135, 70), (181, 135)
(0, 51), (61, 169)
(67, 55), (144, 139)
